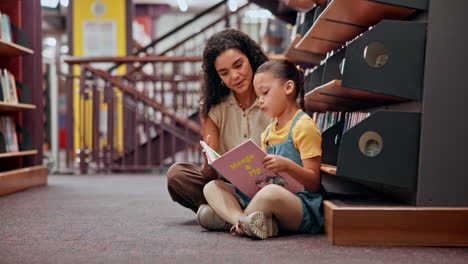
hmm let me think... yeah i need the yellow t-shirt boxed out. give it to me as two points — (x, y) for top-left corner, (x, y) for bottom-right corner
(260, 110), (322, 160)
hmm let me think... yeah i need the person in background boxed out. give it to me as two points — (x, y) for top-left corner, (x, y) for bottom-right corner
(203, 59), (324, 239)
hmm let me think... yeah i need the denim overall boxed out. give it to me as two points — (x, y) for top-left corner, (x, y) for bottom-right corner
(236, 111), (324, 234)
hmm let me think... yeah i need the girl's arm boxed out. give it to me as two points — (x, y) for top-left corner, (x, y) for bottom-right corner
(263, 155), (321, 191)
(200, 116), (220, 180)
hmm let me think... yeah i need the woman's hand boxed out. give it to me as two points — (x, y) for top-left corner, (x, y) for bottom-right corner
(263, 154), (293, 173)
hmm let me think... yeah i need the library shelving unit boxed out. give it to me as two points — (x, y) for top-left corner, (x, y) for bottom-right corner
(295, 0), (425, 54)
(292, 0), (468, 246)
(0, 0), (47, 196)
(280, 2), (328, 64)
(281, 34), (324, 64)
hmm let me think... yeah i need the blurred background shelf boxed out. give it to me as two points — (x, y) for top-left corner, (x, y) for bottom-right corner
(0, 150), (38, 159)
(0, 102), (36, 111)
(0, 39), (33, 56)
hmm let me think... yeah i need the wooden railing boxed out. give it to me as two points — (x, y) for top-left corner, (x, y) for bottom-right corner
(64, 56), (203, 173)
(62, 0), (263, 174)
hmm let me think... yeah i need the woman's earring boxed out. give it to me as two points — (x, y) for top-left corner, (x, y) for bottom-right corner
(221, 80), (225, 86)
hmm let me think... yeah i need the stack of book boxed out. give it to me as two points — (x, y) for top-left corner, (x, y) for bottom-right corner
(0, 116), (18, 152)
(311, 111), (371, 134)
(0, 69), (18, 103)
(311, 111), (343, 133)
(342, 112), (371, 133)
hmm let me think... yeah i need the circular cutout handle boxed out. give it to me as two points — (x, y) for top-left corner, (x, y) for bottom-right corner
(359, 131), (383, 157)
(363, 42), (389, 68)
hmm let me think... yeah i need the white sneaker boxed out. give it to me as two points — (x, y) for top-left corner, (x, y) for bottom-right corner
(197, 204), (232, 231)
(230, 211), (278, 239)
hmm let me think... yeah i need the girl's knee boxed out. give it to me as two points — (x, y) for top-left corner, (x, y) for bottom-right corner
(256, 184), (285, 202)
(203, 180), (225, 196)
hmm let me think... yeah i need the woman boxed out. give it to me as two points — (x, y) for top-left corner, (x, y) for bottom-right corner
(166, 29), (272, 226)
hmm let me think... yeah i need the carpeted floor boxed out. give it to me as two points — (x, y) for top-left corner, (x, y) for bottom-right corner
(0, 174), (467, 264)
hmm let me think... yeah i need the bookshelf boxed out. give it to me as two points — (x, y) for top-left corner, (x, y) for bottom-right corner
(304, 79), (407, 112)
(0, 39), (33, 56)
(289, 0), (468, 245)
(294, 0), (425, 54)
(294, 0), (429, 204)
(0, 149), (37, 159)
(0, 0), (46, 196)
(282, 34), (324, 64)
(0, 101), (36, 111)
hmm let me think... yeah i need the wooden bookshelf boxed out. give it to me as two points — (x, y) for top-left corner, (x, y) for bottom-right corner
(0, 102), (36, 111)
(283, 34), (324, 64)
(324, 200), (468, 246)
(287, 0), (468, 247)
(320, 164), (337, 175)
(0, 0), (46, 196)
(0, 165), (47, 196)
(0, 39), (33, 56)
(295, 0), (419, 54)
(0, 150), (37, 159)
(305, 80), (408, 112)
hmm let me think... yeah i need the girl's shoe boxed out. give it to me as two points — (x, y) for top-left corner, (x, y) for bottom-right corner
(230, 211), (278, 239)
(197, 204), (232, 231)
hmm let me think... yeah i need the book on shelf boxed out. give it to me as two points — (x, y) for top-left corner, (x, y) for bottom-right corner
(0, 116), (18, 152)
(0, 69), (18, 103)
(200, 139), (304, 199)
(310, 111), (371, 134)
(343, 112), (371, 133)
(0, 12), (12, 43)
(311, 111), (344, 133)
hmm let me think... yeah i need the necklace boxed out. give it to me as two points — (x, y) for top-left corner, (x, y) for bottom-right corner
(235, 97), (254, 110)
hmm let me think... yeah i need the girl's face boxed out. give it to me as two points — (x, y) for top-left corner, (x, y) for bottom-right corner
(253, 72), (294, 118)
(214, 49), (253, 94)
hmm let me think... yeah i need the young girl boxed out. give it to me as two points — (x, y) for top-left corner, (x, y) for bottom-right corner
(202, 59), (324, 239)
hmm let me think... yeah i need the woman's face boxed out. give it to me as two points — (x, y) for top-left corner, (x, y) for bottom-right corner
(214, 48), (253, 94)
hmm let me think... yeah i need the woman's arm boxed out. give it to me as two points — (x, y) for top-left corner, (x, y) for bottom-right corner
(263, 155), (321, 191)
(200, 115), (221, 180)
(201, 116), (219, 151)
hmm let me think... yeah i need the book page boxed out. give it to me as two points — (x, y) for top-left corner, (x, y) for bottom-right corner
(199, 140), (220, 164)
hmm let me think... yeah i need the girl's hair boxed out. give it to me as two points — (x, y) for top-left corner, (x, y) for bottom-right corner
(256, 59), (306, 111)
(200, 29), (268, 118)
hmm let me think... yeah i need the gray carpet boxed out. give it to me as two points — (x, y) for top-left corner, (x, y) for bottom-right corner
(0, 174), (467, 264)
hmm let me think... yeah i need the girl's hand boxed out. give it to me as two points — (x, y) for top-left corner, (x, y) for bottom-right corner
(263, 154), (291, 173)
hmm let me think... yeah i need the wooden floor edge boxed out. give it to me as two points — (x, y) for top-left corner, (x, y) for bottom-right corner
(0, 165), (48, 196)
(323, 200), (468, 246)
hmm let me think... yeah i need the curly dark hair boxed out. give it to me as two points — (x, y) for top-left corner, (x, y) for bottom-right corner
(256, 59), (306, 111)
(200, 29), (268, 118)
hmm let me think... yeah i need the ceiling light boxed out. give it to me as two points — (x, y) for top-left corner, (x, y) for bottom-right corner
(177, 0), (188, 12)
(60, 0), (69, 7)
(41, 0), (59, 8)
(228, 0), (238, 12)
